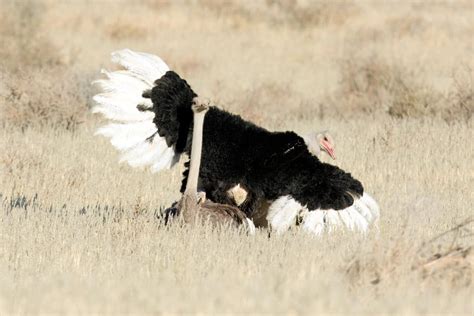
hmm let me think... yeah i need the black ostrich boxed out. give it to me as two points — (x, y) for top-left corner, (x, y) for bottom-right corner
(93, 49), (379, 235)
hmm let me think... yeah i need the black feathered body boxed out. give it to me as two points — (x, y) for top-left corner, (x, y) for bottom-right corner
(149, 71), (363, 217)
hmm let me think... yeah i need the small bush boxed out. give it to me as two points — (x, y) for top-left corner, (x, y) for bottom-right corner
(336, 56), (432, 116)
(105, 19), (149, 40)
(224, 82), (315, 126)
(195, 0), (359, 29)
(329, 55), (472, 121)
(0, 68), (91, 130)
(263, 0), (359, 28)
(446, 65), (473, 122)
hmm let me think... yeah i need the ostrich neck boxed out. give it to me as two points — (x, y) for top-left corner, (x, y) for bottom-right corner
(184, 109), (207, 195)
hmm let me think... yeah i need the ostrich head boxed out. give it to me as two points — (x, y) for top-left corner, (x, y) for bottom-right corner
(304, 131), (336, 160)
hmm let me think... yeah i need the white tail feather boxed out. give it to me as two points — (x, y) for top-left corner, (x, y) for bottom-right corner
(93, 49), (178, 172)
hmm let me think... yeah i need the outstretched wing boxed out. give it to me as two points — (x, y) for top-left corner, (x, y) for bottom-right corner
(298, 192), (380, 235)
(267, 191), (380, 236)
(93, 49), (180, 172)
(265, 154), (380, 235)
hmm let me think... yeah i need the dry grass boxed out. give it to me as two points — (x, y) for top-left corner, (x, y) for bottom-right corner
(0, 0), (473, 314)
(1, 118), (472, 315)
(329, 55), (473, 121)
(1, 68), (90, 130)
(0, 0), (61, 71)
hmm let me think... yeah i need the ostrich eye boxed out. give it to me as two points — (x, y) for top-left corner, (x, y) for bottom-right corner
(324, 137), (328, 141)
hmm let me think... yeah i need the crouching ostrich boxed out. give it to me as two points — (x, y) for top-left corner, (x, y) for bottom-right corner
(227, 129), (336, 204)
(93, 49), (380, 236)
(173, 97), (255, 233)
(169, 129), (335, 226)
(224, 130), (335, 226)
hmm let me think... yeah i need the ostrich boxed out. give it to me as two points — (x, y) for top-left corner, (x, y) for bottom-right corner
(93, 49), (380, 236)
(225, 130), (335, 226)
(174, 97), (255, 233)
(228, 130), (335, 207)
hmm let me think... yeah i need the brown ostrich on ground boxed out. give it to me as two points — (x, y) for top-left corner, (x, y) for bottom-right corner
(175, 97), (255, 233)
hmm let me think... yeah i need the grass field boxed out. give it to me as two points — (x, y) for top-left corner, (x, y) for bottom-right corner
(0, 1), (473, 314)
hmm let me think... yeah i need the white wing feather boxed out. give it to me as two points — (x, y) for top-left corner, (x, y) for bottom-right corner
(267, 193), (380, 236)
(111, 49), (170, 85)
(266, 196), (302, 234)
(92, 49), (178, 172)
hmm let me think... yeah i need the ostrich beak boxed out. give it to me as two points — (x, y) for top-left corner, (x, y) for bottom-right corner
(321, 140), (336, 160)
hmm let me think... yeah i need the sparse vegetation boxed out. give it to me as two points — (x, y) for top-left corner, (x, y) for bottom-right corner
(0, 0), (472, 314)
(1, 68), (90, 130)
(197, 0), (360, 29)
(0, 0), (61, 71)
(330, 55), (473, 120)
(331, 55), (439, 117)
